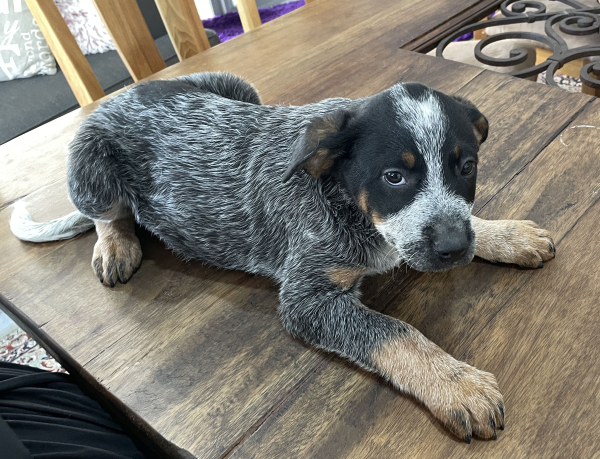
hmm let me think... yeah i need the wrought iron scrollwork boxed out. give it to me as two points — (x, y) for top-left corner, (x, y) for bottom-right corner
(436, 0), (600, 89)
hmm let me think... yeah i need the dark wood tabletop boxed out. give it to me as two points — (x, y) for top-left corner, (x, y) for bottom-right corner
(2, 1), (600, 458)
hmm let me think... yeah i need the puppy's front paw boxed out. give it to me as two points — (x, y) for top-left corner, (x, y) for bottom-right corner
(474, 219), (555, 268)
(427, 362), (504, 442)
(499, 220), (555, 268)
(92, 233), (142, 287)
(374, 332), (503, 442)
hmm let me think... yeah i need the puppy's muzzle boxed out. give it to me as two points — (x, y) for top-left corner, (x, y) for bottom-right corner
(418, 219), (475, 271)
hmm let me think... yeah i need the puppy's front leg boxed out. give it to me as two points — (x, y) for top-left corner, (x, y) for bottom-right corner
(472, 216), (555, 268)
(93, 214), (142, 287)
(279, 264), (504, 442)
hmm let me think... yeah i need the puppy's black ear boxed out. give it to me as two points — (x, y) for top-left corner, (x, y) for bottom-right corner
(283, 109), (355, 182)
(452, 96), (489, 145)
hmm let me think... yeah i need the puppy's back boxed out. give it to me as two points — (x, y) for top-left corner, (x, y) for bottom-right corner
(130, 72), (262, 105)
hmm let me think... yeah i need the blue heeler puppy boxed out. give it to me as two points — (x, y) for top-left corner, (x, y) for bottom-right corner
(11, 72), (556, 442)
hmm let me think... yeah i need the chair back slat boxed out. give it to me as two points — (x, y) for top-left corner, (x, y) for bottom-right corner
(24, 0), (105, 106)
(154, 0), (210, 60)
(237, 0), (262, 32)
(92, 0), (166, 82)
(25, 0), (270, 106)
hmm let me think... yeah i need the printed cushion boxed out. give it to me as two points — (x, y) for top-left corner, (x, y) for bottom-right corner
(0, 0), (57, 81)
(54, 0), (115, 55)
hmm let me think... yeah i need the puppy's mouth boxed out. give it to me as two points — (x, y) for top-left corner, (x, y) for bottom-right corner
(378, 227), (475, 273)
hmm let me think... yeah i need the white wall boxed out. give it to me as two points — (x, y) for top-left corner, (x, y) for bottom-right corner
(195, 0), (215, 19)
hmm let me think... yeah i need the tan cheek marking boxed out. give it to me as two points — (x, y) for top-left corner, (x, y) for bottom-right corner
(358, 190), (369, 212)
(371, 212), (384, 226)
(326, 267), (367, 290)
(402, 152), (415, 169)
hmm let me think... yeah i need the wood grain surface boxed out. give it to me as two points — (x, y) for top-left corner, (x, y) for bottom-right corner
(0, 107), (95, 210)
(2, 0), (596, 458)
(403, 0), (501, 53)
(24, 0), (105, 106)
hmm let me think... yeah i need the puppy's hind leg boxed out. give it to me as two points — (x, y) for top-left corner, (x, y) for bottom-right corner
(93, 209), (142, 287)
(472, 216), (555, 268)
(68, 130), (142, 286)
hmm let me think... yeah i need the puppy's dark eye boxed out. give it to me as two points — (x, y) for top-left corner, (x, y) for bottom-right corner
(461, 161), (476, 176)
(384, 171), (406, 186)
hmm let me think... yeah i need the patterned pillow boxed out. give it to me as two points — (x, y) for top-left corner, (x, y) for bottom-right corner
(0, 0), (57, 81)
(54, 0), (115, 55)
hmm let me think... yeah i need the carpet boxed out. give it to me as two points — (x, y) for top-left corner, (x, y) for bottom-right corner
(0, 328), (66, 373)
(537, 71), (582, 92)
(202, 0), (305, 42)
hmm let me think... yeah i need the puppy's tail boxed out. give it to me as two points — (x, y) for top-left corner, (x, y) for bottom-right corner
(179, 72), (262, 105)
(10, 201), (94, 243)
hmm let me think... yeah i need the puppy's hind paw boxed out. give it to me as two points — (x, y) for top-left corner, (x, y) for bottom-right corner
(92, 233), (142, 287)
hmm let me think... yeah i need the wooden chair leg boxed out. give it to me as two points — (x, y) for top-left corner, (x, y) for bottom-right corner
(24, 0), (105, 106)
(92, 0), (166, 81)
(154, 0), (210, 61)
(237, 0), (262, 32)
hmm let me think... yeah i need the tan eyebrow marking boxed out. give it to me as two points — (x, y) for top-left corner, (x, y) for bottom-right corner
(402, 152), (415, 169)
(454, 145), (462, 159)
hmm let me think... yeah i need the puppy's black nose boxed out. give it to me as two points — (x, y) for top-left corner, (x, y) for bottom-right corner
(434, 234), (469, 263)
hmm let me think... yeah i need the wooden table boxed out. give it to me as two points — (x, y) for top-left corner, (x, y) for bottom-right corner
(2, 0), (600, 458)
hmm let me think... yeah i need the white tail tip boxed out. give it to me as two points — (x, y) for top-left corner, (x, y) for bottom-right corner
(10, 201), (95, 242)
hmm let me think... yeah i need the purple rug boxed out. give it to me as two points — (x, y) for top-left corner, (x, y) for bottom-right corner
(202, 1), (305, 42)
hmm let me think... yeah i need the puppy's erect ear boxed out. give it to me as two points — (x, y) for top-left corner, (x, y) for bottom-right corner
(283, 109), (355, 183)
(452, 96), (489, 145)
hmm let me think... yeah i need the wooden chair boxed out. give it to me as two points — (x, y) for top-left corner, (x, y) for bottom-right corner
(237, 0), (262, 32)
(24, 0), (218, 107)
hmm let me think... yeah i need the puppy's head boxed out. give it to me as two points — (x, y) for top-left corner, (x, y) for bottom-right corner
(284, 82), (488, 272)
